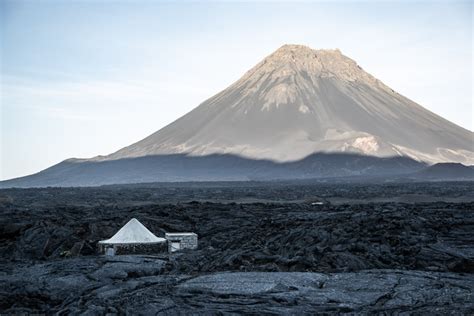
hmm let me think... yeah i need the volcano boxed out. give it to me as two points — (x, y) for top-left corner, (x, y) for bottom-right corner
(108, 44), (473, 164)
(2, 44), (473, 187)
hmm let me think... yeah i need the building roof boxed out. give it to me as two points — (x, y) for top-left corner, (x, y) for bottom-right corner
(165, 232), (197, 237)
(99, 218), (166, 245)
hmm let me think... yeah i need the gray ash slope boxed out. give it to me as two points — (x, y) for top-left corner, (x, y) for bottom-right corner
(2, 44), (473, 187)
(110, 44), (472, 164)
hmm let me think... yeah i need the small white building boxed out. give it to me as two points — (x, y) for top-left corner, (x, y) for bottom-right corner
(98, 218), (167, 255)
(165, 232), (198, 253)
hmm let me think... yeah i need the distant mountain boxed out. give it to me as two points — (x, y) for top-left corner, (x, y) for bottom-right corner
(0, 153), (424, 188)
(412, 163), (474, 180)
(2, 44), (472, 187)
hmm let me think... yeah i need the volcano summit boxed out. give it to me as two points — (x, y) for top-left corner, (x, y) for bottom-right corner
(3, 45), (473, 187)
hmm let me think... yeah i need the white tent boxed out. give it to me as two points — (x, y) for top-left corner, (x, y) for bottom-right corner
(99, 218), (166, 245)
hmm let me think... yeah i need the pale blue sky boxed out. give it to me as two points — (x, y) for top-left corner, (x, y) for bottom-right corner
(1, 0), (472, 180)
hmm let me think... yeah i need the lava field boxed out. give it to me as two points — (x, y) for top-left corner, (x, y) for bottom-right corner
(0, 181), (473, 314)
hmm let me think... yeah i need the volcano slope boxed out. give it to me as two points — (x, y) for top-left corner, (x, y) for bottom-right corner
(108, 45), (473, 164)
(3, 44), (473, 187)
(1, 181), (473, 314)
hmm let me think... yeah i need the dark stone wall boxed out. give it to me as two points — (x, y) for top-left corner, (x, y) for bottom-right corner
(99, 242), (167, 255)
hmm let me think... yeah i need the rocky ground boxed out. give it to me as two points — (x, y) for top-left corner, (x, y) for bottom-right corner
(0, 181), (473, 314)
(2, 256), (473, 314)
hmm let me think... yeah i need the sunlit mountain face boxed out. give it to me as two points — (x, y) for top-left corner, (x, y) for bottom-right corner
(106, 44), (473, 165)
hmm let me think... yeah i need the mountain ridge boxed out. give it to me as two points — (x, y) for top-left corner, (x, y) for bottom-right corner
(413, 162), (474, 180)
(0, 153), (426, 188)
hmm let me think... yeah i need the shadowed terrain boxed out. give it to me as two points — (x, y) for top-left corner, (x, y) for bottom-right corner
(0, 153), (428, 188)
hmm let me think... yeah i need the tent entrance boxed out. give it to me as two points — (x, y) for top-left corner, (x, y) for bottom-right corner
(105, 247), (115, 256)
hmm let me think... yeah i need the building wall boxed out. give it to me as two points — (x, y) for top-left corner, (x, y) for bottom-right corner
(165, 233), (198, 253)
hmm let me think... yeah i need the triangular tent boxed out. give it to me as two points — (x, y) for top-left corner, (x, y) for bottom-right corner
(99, 218), (166, 245)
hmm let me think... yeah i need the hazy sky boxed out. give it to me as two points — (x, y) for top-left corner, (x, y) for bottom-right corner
(1, 0), (472, 180)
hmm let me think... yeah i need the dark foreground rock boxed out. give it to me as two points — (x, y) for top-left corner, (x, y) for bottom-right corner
(178, 271), (474, 314)
(0, 182), (473, 313)
(1, 256), (472, 314)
